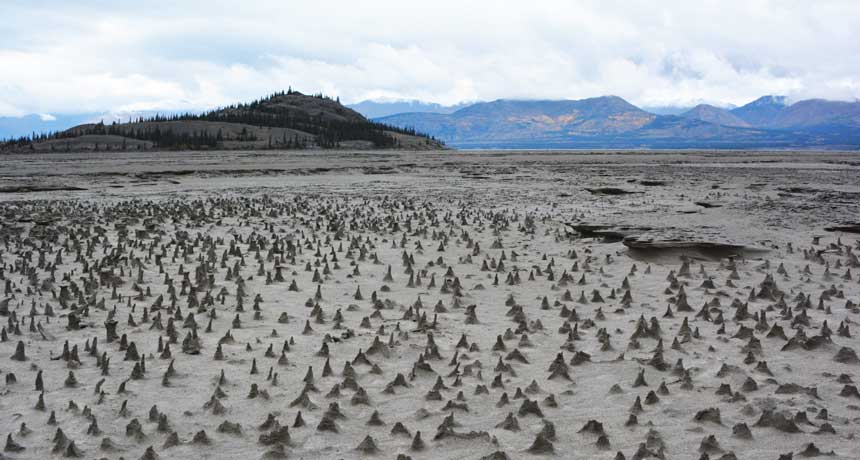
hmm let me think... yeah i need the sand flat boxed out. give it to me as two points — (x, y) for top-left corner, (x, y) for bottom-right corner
(0, 149), (858, 459)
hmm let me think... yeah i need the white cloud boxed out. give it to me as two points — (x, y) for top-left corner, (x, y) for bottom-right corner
(38, 113), (56, 121)
(1, 0), (859, 116)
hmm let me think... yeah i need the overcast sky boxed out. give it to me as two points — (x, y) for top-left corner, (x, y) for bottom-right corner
(2, 0), (859, 116)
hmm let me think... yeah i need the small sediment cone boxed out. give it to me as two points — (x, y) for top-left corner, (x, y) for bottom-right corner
(632, 368), (648, 387)
(798, 443), (834, 457)
(699, 434), (723, 454)
(834, 346), (859, 364)
(410, 431), (425, 451)
(367, 410), (385, 426)
(495, 413), (520, 431)
(694, 407), (722, 424)
(754, 410), (800, 433)
(355, 435), (379, 454)
(5, 433), (25, 452)
(125, 418), (146, 442)
(579, 419), (605, 435)
(840, 384), (860, 398)
(596, 434), (611, 450)
(518, 399), (543, 417)
(293, 412), (306, 428)
(259, 426), (291, 446)
(11, 341), (26, 361)
(218, 421), (243, 435)
(316, 415), (339, 433)
(732, 423), (752, 440)
(64, 440), (82, 457)
(162, 432), (180, 449)
(539, 420), (557, 441)
(99, 437), (119, 451)
(139, 446), (160, 460)
(629, 396), (643, 414)
(526, 432), (554, 454)
(391, 421), (411, 437)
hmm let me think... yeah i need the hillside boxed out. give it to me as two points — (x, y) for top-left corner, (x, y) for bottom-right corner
(1, 91), (444, 153)
(377, 95), (860, 149)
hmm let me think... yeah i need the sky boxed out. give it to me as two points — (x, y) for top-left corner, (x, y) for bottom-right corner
(1, 0), (859, 117)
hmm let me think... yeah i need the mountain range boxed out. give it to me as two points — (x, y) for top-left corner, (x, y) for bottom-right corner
(4, 94), (859, 150)
(346, 100), (470, 119)
(375, 95), (860, 149)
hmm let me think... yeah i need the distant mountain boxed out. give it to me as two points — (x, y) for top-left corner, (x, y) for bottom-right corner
(729, 95), (860, 132)
(348, 100), (471, 118)
(378, 95), (860, 149)
(0, 110), (200, 141)
(641, 105), (692, 116)
(681, 104), (750, 128)
(0, 113), (100, 140)
(769, 99), (860, 129)
(730, 95), (789, 127)
(380, 96), (656, 146)
(1, 91), (443, 153)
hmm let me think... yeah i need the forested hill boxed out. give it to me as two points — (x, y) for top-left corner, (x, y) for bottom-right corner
(0, 90), (444, 153)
